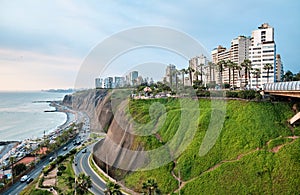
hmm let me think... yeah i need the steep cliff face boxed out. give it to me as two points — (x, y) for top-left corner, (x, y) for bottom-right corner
(63, 89), (113, 132)
(63, 89), (146, 178)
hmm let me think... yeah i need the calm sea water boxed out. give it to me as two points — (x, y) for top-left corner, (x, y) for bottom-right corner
(0, 91), (69, 141)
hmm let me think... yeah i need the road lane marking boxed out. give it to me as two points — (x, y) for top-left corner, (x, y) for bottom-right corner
(79, 152), (106, 192)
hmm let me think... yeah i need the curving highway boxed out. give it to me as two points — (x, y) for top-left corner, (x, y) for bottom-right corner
(73, 145), (106, 195)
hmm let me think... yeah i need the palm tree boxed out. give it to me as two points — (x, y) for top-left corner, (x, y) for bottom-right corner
(194, 70), (200, 81)
(198, 63), (205, 84)
(283, 70), (294, 81)
(180, 68), (188, 87)
(231, 62), (240, 88)
(104, 181), (122, 195)
(142, 179), (159, 195)
(252, 68), (261, 89)
(263, 63), (273, 83)
(241, 59), (252, 87)
(187, 67), (195, 86)
(207, 62), (216, 83)
(76, 173), (92, 194)
(225, 60), (235, 87)
(217, 60), (226, 87)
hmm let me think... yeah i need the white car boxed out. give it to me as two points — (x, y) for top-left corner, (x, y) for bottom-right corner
(20, 175), (28, 182)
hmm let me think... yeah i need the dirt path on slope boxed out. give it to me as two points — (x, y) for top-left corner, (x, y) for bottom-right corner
(172, 135), (299, 193)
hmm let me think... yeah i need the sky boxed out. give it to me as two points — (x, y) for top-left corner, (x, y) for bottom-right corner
(0, 0), (299, 91)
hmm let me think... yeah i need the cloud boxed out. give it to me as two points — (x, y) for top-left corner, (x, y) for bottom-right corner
(0, 48), (81, 91)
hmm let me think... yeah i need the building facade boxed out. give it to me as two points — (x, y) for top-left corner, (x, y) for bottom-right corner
(249, 23), (276, 88)
(95, 78), (103, 89)
(189, 54), (209, 84)
(164, 64), (178, 86)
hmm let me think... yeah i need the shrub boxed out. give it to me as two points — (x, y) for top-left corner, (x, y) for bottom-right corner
(58, 165), (66, 171)
(196, 90), (210, 97)
(238, 90), (257, 99)
(226, 91), (239, 98)
(57, 171), (62, 176)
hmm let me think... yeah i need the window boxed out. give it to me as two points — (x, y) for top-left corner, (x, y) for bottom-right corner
(263, 50), (274, 53)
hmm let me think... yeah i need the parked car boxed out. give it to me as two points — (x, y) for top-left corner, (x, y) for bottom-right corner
(26, 177), (33, 184)
(20, 175), (28, 182)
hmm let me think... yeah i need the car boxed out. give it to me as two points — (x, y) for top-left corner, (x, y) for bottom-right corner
(63, 146), (68, 151)
(26, 177), (33, 184)
(49, 156), (54, 162)
(74, 161), (77, 166)
(20, 175), (28, 182)
(82, 148), (87, 153)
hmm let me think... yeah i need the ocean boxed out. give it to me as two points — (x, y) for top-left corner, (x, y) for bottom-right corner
(0, 91), (70, 141)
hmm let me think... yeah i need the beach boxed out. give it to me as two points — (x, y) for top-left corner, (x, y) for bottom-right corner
(0, 100), (76, 167)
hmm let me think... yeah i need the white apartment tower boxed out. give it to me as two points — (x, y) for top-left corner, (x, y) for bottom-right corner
(164, 64), (177, 86)
(210, 36), (250, 87)
(231, 36), (251, 87)
(189, 54), (209, 84)
(249, 23), (276, 88)
(211, 45), (230, 85)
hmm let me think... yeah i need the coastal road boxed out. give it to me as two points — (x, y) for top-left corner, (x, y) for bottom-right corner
(2, 140), (78, 195)
(73, 144), (106, 195)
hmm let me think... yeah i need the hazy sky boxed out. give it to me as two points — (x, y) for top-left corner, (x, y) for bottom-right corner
(0, 0), (299, 91)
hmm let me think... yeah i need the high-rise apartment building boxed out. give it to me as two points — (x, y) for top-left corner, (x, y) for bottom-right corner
(189, 54), (209, 84)
(104, 77), (113, 88)
(114, 76), (125, 88)
(211, 36), (250, 87)
(249, 23), (276, 88)
(129, 71), (139, 86)
(95, 78), (103, 89)
(231, 36), (251, 87)
(164, 64), (177, 86)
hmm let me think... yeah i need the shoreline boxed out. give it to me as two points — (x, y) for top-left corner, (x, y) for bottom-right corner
(0, 101), (76, 162)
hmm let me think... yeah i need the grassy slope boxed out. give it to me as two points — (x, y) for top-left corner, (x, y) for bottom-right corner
(123, 99), (299, 194)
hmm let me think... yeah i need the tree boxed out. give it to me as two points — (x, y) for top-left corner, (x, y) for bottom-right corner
(180, 68), (189, 87)
(232, 62), (240, 88)
(13, 163), (27, 176)
(194, 70), (201, 82)
(225, 60), (234, 87)
(142, 179), (160, 195)
(283, 70), (294, 81)
(104, 181), (122, 195)
(241, 59), (252, 87)
(76, 173), (92, 195)
(252, 68), (261, 88)
(207, 62), (216, 83)
(198, 63), (205, 83)
(187, 67), (195, 86)
(263, 63), (273, 83)
(217, 60), (226, 87)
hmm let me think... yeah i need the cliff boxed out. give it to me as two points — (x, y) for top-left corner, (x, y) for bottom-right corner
(63, 89), (113, 132)
(63, 89), (147, 177)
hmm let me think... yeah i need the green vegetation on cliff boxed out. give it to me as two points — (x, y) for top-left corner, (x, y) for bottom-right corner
(123, 98), (300, 194)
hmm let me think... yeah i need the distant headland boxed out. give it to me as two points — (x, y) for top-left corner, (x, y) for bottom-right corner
(41, 88), (74, 93)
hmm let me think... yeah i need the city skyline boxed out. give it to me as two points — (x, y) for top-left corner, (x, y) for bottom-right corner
(1, 1), (300, 91)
